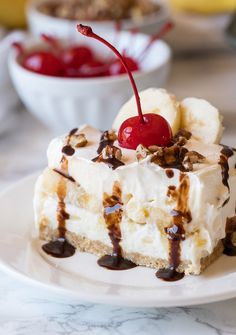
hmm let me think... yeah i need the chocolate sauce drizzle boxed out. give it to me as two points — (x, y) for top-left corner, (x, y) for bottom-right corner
(42, 178), (76, 258)
(97, 182), (137, 270)
(156, 173), (191, 281)
(61, 128), (78, 156)
(223, 216), (236, 256)
(93, 131), (125, 170)
(165, 169), (174, 178)
(53, 168), (75, 183)
(62, 145), (75, 156)
(218, 145), (234, 192)
(42, 238), (75, 258)
(218, 146), (236, 256)
(167, 185), (177, 199)
(92, 155), (125, 170)
(56, 128), (79, 182)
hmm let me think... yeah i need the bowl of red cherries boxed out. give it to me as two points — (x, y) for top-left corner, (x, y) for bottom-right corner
(9, 26), (171, 132)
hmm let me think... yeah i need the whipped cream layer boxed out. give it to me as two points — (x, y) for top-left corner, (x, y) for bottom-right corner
(35, 125), (236, 274)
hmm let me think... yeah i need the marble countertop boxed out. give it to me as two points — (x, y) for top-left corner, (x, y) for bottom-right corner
(1, 269), (236, 335)
(1, 51), (236, 335)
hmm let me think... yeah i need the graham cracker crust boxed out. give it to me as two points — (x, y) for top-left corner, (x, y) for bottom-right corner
(39, 226), (224, 275)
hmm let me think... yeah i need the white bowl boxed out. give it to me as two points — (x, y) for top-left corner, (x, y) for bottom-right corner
(8, 31), (171, 133)
(27, 0), (169, 37)
(0, 30), (25, 133)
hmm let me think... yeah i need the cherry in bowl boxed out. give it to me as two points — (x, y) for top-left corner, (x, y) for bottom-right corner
(22, 51), (63, 76)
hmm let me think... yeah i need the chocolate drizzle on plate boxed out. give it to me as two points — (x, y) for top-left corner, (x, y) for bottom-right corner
(156, 173), (191, 282)
(42, 178), (76, 258)
(223, 216), (236, 256)
(42, 238), (76, 258)
(97, 182), (137, 270)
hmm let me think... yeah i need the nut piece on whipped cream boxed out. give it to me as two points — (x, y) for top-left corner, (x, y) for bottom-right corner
(65, 130), (88, 149)
(101, 145), (122, 160)
(74, 133), (88, 148)
(183, 151), (206, 171)
(102, 130), (117, 142)
(136, 128), (205, 172)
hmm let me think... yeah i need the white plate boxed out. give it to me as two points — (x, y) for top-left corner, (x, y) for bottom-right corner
(0, 173), (236, 308)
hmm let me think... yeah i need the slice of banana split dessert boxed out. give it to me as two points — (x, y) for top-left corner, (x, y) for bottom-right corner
(34, 25), (236, 281)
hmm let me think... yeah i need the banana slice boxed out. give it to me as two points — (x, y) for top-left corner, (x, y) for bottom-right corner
(180, 98), (224, 144)
(112, 88), (181, 135)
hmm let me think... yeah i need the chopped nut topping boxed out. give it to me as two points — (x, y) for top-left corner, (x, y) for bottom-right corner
(136, 144), (150, 161)
(97, 130), (118, 154)
(93, 144), (124, 170)
(101, 145), (122, 160)
(136, 129), (205, 172)
(102, 130), (117, 142)
(38, 0), (160, 21)
(68, 133), (88, 148)
(75, 133), (88, 148)
(148, 145), (159, 153)
(172, 129), (192, 146)
(183, 151), (205, 171)
(151, 146), (188, 168)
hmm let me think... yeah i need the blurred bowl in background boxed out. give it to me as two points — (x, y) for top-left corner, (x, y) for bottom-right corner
(165, 10), (231, 52)
(0, 30), (25, 133)
(8, 31), (171, 132)
(27, 0), (169, 37)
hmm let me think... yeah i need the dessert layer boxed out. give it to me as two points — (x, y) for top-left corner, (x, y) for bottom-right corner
(35, 160), (236, 274)
(40, 225), (224, 275)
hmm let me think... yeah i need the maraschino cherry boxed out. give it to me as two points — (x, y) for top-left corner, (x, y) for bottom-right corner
(77, 24), (172, 150)
(79, 59), (109, 77)
(22, 51), (63, 76)
(14, 35), (63, 76)
(41, 34), (95, 73)
(62, 46), (94, 69)
(40, 34), (107, 77)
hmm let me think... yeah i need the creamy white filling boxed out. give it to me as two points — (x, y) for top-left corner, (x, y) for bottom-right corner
(37, 193), (217, 272)
(35, 184), (232, 274)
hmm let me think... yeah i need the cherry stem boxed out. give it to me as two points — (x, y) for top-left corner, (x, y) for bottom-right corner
(12, 42), (24, 54)
(138, 21), (173, 62)
(41, 33), (60, 51)
(114, 21), (122, 45)
(77, 24), (144, 124)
